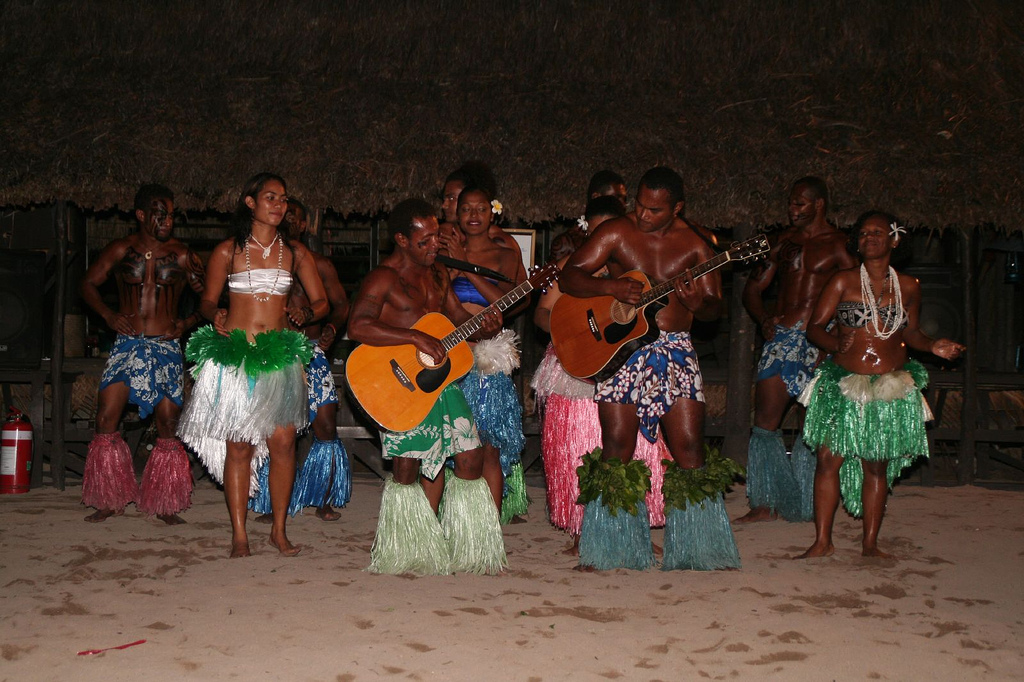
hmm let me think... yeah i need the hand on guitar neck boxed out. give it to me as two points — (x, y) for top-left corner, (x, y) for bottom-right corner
(674, 273), (716, 320)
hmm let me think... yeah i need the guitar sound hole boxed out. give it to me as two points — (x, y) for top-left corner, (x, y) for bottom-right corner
(609, 301), (636, 325)
(417, 350), (445, 369)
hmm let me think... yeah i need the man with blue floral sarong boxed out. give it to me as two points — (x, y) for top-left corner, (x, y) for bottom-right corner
(347, 198), (507, 576)
(80, 184), (206, 524)
(561, 166), (741, 571)
(738, 178), (858, 524)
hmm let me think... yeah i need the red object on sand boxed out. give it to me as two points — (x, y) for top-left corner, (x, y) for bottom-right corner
(77, 639), (147, 656)
(1, 408), (33, 494)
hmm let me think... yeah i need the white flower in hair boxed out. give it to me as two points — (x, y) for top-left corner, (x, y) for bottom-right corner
(577, 215), (589, 234)
(491, 199), (503, 215)
(889, 221), (907, 239)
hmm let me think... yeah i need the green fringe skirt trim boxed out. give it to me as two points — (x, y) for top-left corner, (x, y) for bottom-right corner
(800, 359), (930, 517)
(500, 461), (529, 524)
(440, 475), (507, 575)
(368, 477), (451, 576)
(186, 326), (313, 379)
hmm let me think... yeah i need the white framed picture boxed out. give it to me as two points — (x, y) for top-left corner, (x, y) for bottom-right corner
(506, 228), (536, 271)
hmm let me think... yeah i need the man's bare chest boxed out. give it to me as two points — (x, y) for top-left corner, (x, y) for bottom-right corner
(778, 238), (842, 275)
(614, 242), (698, 283)
(118, 248), (183, 285)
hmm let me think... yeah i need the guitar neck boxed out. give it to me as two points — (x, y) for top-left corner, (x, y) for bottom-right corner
(442, 279), (535, 350)
(638, 251), (732, 308)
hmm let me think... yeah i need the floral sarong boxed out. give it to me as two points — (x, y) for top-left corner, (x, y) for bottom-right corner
(595, 331), (703, 443)
(100, 334), (183, 419)
(380, 384), (481, 480)
(756, 324), (820, 397)
(306, 345), (338, 423)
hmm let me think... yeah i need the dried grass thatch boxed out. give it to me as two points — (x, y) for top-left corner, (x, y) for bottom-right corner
(2, 1), (1022, 228)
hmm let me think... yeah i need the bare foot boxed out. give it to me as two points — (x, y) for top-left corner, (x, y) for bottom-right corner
(315, 505), (341, 521)
(862, 546), (895, 559)
(157, 514), (186, 526)
(794, 542), (835, 559)
(734, 507), (779, 524)
(230, 541), (251, 558)
(561, 536), (581, 557)
(573, 563), (596, 572)
(269, 532), (302, 557)
(84, 508), (123, 523)
(510, 515), (528, 524)
(254, 513), (273, 525)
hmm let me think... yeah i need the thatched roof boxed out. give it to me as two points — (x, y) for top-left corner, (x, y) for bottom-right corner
(2, 1), (1022, 229)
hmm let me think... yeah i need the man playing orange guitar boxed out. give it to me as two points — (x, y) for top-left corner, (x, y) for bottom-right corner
(559, 166), (741, 571)
(347, 198), (506, 576)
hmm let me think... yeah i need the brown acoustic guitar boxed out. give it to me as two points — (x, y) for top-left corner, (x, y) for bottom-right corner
(346, 263), (559, 432)
(550, 235), (769, 382)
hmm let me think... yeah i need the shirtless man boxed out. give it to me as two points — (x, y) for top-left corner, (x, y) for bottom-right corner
(737, 178), (858, 524)
(348, 198), (506, 575)
(550, 170), (628, 262)
(251, 199), (352, 522)
(560, 167), (740, 571)
(80, 184), (205, 524)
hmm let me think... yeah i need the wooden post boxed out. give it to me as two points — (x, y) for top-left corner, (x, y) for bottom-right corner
(50, 201), (68, 489)
(306, 207), (324, 254)
(722, 224), (755, 466)
(958, 228), (977, 484)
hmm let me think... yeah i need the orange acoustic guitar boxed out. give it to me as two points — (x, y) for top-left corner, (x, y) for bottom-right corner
(346, 263), (559, 432)
(550, 235), (769, 382)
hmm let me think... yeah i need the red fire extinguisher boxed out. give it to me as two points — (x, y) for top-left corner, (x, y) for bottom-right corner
(1, 407), (33, 494)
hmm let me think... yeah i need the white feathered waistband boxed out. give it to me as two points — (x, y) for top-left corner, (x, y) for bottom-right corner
(472, 329), (520, 376)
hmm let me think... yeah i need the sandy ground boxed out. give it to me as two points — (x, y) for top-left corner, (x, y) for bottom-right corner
(1, 475), (1022, 682)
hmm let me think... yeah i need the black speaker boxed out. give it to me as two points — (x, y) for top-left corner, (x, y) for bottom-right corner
(905, 265), (963, 343)
(0, 249), (47, 369)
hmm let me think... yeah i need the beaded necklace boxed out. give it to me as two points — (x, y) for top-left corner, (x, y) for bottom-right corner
(245, 234), (284, 303)
(858, 264), (903, 340)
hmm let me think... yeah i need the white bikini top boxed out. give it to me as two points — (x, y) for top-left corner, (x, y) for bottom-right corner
(227, 269), (293, 296)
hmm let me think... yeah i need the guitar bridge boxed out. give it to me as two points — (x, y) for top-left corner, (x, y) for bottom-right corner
(390, 359), (415, 392)
(586, 310), (602, 341)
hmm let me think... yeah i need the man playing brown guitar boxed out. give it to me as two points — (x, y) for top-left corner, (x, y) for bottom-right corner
(559, 167), (741, 571)
(347, 198), (507, 576)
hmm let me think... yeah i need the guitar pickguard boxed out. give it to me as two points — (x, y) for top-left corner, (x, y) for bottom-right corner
(601, 316), (639, 345)
(415, 358), (453, 393)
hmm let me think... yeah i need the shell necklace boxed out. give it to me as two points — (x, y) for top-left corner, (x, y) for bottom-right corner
(245, 233), (284, 303)
(250, 232), (279, 258)
(859, 264), (903, 340)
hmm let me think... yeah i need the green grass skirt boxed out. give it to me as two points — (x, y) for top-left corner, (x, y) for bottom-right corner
(801, 359), (930, 517)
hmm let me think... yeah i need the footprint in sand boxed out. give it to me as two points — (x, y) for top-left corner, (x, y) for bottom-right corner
(744, 651), (809, 665)
(866, 583), (908, 599)
(404, 642), (434, 652)
(2, 644), (38, 661)
(145, 621), (174, 630)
